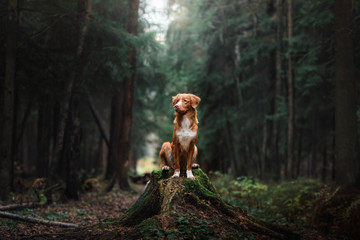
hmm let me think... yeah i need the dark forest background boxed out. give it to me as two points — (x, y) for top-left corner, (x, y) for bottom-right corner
(0, 0), (359, 203)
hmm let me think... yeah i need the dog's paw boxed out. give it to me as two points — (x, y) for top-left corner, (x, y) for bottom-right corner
(186, 170), (195, 180)
(171, 171), (180, 178)
(187, 175), (195, 180)
(192, 163), (200, 169)
(162, 166), (170, 171)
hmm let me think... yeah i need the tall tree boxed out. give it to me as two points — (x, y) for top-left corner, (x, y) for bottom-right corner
(334, 0), (359, 187)
(36, 96), (51, 178)
(262, 0), (276, 180)
(116, 0), (139, 190)
(106, 88), (122, 180)
(107, 0), (139, 191)
(286, 0), (294, 178)
(271, 0), (285, 181)
(64, 0), (93, 200)
(0, 0), (18, 201)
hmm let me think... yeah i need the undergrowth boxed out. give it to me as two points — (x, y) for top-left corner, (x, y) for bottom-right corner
(211, 172), (360, 239)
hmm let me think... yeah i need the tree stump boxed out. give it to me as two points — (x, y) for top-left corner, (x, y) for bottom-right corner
(115, 169), (299, 239)
(30, 169), (299, 239)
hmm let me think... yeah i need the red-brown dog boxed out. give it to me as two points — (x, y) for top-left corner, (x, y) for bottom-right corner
(159, 93), (201, 180)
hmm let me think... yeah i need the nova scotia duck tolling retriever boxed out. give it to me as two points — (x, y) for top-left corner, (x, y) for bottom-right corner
(159, 93), (201, 180)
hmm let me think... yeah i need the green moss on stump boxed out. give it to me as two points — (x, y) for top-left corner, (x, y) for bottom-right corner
(116, 169), (299, 239)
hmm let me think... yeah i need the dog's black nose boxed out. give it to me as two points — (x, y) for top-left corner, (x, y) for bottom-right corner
(175, 105), (179, 109)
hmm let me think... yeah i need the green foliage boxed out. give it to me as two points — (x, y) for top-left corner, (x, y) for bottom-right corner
(174, 214), (216, 240)
(212, 172), (324, 226)
(129, 218), (163, 239)
(212, 172), (360, 237)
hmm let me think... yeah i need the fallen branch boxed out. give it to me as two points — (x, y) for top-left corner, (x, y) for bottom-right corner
(0, 211), (78, 228)
(0, 202), (40, 211)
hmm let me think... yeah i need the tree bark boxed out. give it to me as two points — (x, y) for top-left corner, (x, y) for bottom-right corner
(86, 92), (110, 148)
(271, 0), (284, 181)
(105, 89), (122, 181)
(15, 97), (32, 152)
(0, 0), (17, 201)
(296, 119), (304, 178)
(321, 146), (327, 182)
(36, 95), (51, 178)
(49, 0), (92, 199)
(63, 0), (93, 200)
(334, 0), (359, 187)
(113, 0), (140, 191)
(262, 0), (277, 181)
(286, 0), (295, 179)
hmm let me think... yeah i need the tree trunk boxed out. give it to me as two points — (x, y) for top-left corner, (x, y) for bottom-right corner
(296, 119), (304, 178)
(321, 146), (327, 182)
(261, 0), (276, 181)
(47, 0), (93, 199)
(271, 0), (284, 181)
(95, 135), (104, 175)
(105, 89), (122, 180)
(86, 92), (110, 147)
(286, 0), (294, 179)
(224, 120), (241, 177)
(36, 95), (51, 177)
(334, 0), (359, 187)
(115, 0), (140, 191)
(64, 0), (93, 200)
(15, 97), (32, 153)
(0, 0), (17, 201)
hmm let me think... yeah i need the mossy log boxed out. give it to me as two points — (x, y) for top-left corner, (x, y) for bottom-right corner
(29, 169), (299, 239)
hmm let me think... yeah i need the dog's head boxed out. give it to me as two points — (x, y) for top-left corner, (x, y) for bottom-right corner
(172, 93), (201, 114)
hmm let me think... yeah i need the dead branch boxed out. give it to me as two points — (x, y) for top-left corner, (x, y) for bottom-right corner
(0, 211), (78, 228)
(86, 91), (110, 147)
(0, 202), (40, 211)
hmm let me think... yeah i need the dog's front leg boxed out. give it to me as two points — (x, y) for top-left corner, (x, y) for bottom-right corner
(186, 146), (195, 180)
(171, 145), (181, 178)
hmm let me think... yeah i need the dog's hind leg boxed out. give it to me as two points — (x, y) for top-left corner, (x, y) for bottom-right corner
(159, 142), (173, 171)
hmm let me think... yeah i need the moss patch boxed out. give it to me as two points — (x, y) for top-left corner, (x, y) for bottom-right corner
(127, 218), (162, 239)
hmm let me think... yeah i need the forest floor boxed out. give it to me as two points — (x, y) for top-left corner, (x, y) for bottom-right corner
(0, 180), (143, 239)
(0, 174), (354, 240)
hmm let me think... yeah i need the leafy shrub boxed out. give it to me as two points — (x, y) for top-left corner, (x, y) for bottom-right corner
(211, 172), (324, 227)
(211, 172), (360, 238)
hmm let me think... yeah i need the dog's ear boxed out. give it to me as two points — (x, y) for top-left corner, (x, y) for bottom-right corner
(172, 94), (179, 105)
(190, 94), (201, 108)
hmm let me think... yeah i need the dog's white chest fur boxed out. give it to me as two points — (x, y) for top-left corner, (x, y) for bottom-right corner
(176, 117), (196, 151)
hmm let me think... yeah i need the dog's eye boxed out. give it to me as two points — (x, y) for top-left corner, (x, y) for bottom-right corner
(184, 100), (187, 103)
